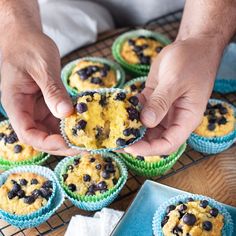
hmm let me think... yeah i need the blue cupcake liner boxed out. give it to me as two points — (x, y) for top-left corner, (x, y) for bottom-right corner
(0, 102), (7, 118)
(0, 165), (58, 221)
(60, 88), (146, 154)
(152, 194), (234, 236)
(188, 99), (236, 154)
(61, 57), (126, 96)
(214, 79), (236, 94)
(1, 181), (64, 228)
(54, 152), (128, 211)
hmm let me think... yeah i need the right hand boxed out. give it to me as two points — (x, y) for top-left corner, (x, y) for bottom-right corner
(0, 29), (79, 156)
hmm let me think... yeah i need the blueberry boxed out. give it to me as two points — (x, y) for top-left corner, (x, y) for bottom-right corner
(133, 45), (143, 53)
(76, 102), (88, 113)
(202, 221), (212, 231)
(156, 46), (163, 53)
(72, 128), (77, 136)
(131, 128), (140, 137)
(100, 68), (108, 77)
(90, 157), (96, 163)
(17, 189), (25, 198)
(179, 204), (187, 211)
(183, 213), (196, 226)
(213, 103), (222, 109)
(102, 171), (110, 179)
(62, 174), (68, 182)
(207, 123), (216, 131)
(91, 65), (100, 72)
(11, 180), (17, 184)
(86, 190), (95, 196)
(116, 138), (126, 147)
(42, 180), (53, 189)
(200, 200), (209, 208)
(83, 174), (91, 182)
(141, 44), (148, 49)
(0, 133), (5, 140)
(219, 106), (228, 115)
(8, 190), (16, 199)
(74, 158), (80, 165)
(208, 109), (216, 116)
(161, 155), (169, 159)
(77, 68), (87, 77)
(97, 181), (107, 190)
(76, 120), (87, 130)
(105, 163), (115, 173)
(112, 178), (118, 185)
(128, 96), (139, 106)
(104, 157), (112, 162)
(88, 184), (96, 192)
(161, 215), (169, 227)
(207, 103), (212, 109)
(67, 165), (74, 171)
(128, 39), (135, 46)
(12, 183), (21, 193)
(115, 92), (126, 101)
(187, 197), (194, 202)
(19, 179), (28, 186)
(166, 205), (176, 214)
(208, 117), (217, 124)
(126, 138), (136, 144)
(91, 77), (102, 84)
(24, 196), (35, 204)
(123, 128), (132, 136)
(136, 156), (145, 161)
(172, 226), (183, 234)
(40, 188), (52, 199)
(127, 107), (139, 120)
(31, 179), (38, 185)
(68, 184), (76, 192)
(218, 117), (227, 125)
(130, 84), (137, 91)
(99, 95), (107, 107)
(14, 144), (23, 153)
(139, 55), (150, 65)
(140, 82), (145, 89)
(210, 208), (219, 217)
(32, 189), (42, 198)
(95, 164), (102, 170)
(6, 132), (18, 144)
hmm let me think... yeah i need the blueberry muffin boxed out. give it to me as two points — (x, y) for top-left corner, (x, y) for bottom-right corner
(161, 198), (224, 236)
(63, 90), (143, 149)
(133, 155), (168, 163)
(0, 173), (53, 215)
(194, 101), (235, 137)
(125, 80), (145, 94)
(68, 60), (117, 92)
(62, 154), (120, 196)
(0, 122), (40, 162)
(121, 35), (163, 65)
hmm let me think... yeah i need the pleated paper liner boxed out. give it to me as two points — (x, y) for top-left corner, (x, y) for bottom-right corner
(213, 78), (236, 94)
(112, 29), (171, 76)
(152, 194), (234, 236)
(60, 88), (146, 154)
(188, 99), (236, 154)
(0, 165), (59, 222)
(61, 57), (126, 96)
(54, 152), (127, 211)
(123, 76), (147, 92)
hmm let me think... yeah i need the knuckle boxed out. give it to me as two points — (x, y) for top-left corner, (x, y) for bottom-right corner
(44, 80), (61, 99)
(150, 93), (169, 113)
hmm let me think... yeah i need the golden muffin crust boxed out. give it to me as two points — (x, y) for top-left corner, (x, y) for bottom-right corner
(121, 36), (163, 65)
(0, 123), (40, 161)
(162, 199), (224, 236)
(64, 91), (143, 149)
(124, 80), (145, 94)
(62, 154), (120, 196)
(0, 173), (53, 215)
(133, 155), (168, 162)
(68, 61), (116, 92)
(194, 102), (235, 137)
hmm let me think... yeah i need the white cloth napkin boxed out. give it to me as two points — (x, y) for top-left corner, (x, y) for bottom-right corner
(65, 208), (124, 236)
(39, 0), (114, 57)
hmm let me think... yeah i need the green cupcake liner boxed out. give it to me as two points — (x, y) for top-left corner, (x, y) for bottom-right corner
(54, 152), (128, 203)
(61, 57), (126, 96)
(123, 76), (147, 91)
(60, 88), (146, 154)
(112, 29), (171, 76)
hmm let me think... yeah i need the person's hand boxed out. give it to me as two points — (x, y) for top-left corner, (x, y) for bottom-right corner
(0, 29), (78, 156)
(125, 36), (223, 156)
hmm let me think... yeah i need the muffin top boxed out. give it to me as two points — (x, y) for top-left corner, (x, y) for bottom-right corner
(161, 198), (224, 236)
(194, 101), (235, 137)
(64, 91), (143, 149)
(0, 122), (40, 161)
(0, 172), (53, 215)
(68, 60), (117, 92)
(124, 80), (145, 94)
(132, 155), (168, 163)
(121, 36), (163, 65)
(62, 154), (120, 196)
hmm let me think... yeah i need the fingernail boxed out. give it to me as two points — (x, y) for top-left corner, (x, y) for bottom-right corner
(57, 101), (73, 116)
(142, 108), (157, 125)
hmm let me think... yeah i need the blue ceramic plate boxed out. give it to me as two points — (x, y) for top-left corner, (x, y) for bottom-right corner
(111, 180), (236, 236)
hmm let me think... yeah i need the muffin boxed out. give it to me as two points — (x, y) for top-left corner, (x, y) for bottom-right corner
(55, 153), (127, 211)
(194, 101), (235, 137)
(62, 57), (125, 95)
(61, 89), (145, 152)
(0, 172), (53, 215)
(124, 77), (146, 94)
(153, 194), (233, 236)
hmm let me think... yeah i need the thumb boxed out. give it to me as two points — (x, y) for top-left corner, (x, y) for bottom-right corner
(141, 85), (173, 128)
(39, 77), (73, 118)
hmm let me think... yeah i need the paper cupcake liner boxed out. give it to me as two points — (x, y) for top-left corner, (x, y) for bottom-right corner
(213, 79), (236, 94)
(0, 165), (58, 221)
(123, 76), (147, 91)
(0, 103), (7, 118)
(61, 57), (126, 96)
(1, 181), (64, 228)
(118, 143), (186, 169)
(188, 99), (236, 154)
(112, 29), (171, 75)
(60, 88), (146, 154)
(152, 194), (234, 236)
(54, 152), (127, 211)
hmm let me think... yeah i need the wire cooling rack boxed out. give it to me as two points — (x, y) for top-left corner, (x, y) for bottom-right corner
(0, 9), (235, 236)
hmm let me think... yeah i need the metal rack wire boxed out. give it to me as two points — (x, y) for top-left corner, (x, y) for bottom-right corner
(0, 9), (235, 236)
